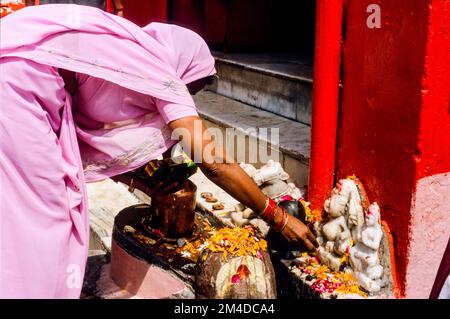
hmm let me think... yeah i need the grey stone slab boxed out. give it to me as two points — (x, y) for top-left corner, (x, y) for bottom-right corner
(194, 91), (311, 165)
(210, 52), (313, 125)
(283, 155), (309, 187)
(213, 52), (314, 82)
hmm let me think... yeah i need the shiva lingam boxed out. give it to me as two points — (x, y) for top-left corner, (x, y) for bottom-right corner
(143, 179), (197, 240)
(107, 151), (281, 299)
(109, 170), (277, 298)
(109, 179), (203, 298)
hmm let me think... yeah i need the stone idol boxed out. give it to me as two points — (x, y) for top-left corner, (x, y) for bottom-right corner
(315, 177), (385, 293)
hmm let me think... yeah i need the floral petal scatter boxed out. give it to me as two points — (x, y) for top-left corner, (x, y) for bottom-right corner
(292, 253), (367, 298)
(299, 199), (323, 223)
(179, 225), (268, 262)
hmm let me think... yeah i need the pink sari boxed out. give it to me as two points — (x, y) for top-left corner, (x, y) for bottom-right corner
(0, 5), (215, 298)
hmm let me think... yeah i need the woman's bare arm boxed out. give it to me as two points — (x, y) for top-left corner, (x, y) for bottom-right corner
(168, 116), (266, 213)
(169, 116), (318, 250)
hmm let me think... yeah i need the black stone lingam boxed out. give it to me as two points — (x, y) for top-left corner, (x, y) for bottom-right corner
(278, 199), (307, 223)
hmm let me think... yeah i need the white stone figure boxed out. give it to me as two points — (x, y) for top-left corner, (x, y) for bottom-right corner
(349, 203), (384, 293)
(318, 245), (343, 271)
(240, 161), (304, 201)
(234, 203), (246, 213)
(232, 161), (305, 236)
(318, 214), (352, 271)
(249, 218), (270, 237)
(324, 179), (365, 242)
(239, 163), (258, 178)
(231, 203), (266, 234)
(324, 179), (351, 218)
(242, 208), (256, 219)
(287, 182), (304, 200)
(261, 179), (289, 198)
(230, 206), (257, 227)
(252, 160), (290, 186)
(317, 179), (364, 271)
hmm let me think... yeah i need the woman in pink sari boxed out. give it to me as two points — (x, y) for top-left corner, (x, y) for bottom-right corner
(0, 4), (317, 298)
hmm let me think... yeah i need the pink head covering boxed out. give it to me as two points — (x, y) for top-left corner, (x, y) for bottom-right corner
(0, 4), (216, 103)
(143, 22), (216, 85)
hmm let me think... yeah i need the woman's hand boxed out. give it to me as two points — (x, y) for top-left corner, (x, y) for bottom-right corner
(276, 207), (319, 251)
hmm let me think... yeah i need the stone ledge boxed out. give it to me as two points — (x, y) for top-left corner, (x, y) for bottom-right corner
(211, 53), (313, 125)
(194, 90), (311, 164)
(274, 258), (396, 299)
(213, 52), (314, 84)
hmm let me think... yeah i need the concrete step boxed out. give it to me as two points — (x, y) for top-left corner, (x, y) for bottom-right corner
(210, 52), (313, 125)
(193, 90), (311, 187)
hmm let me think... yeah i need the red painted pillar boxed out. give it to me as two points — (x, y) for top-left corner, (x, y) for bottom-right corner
(105, 0), (113, 13)
(308, 0), (344, 209)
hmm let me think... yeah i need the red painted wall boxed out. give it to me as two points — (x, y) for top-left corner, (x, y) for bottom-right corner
(122, 0), (167, 27)
(336, 0), (449, 295)
(169, 0), (204, 35)
(415, 0), (450, 181)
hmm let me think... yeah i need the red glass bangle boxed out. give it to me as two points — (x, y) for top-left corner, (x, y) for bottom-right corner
(273, 209), (288, 232)
(279, 214), (289, 232)
(264, 206), (277, 224)
(259, 197), (277, 221)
